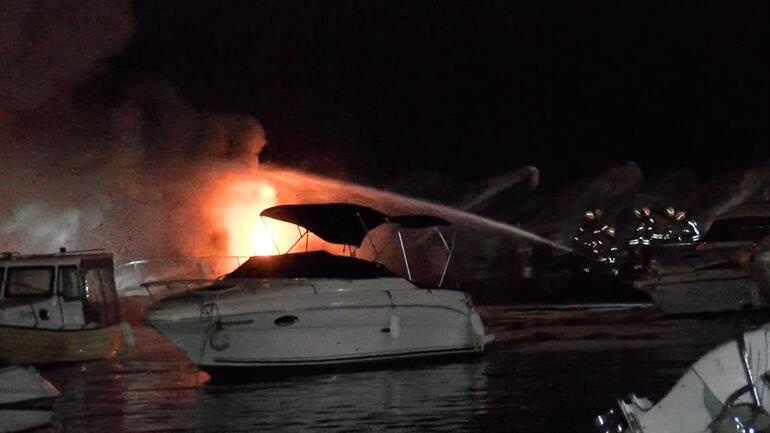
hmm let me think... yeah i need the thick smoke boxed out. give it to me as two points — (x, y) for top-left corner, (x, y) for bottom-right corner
(0, 0), (266, 262)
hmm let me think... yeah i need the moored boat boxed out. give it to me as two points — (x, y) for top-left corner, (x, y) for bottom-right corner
(633, 203), (770, 314)
(145, 203), (494, 374)
(0, 250), (124, 364)
(595, 322), (770, 433)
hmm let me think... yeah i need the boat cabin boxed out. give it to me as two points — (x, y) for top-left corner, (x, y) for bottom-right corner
(0, 250), (121, 330)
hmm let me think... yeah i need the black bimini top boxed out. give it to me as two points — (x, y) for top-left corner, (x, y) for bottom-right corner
(224, 251), (398, 279)
(260, 203), (449, 246)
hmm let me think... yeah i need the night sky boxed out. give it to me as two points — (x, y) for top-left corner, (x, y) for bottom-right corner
(105, 0), (770, 190)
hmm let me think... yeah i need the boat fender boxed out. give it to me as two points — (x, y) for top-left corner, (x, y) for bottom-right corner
(209, 323), (231, 351)
(389, 313), (400, 339)
(470, 311), (485, 337)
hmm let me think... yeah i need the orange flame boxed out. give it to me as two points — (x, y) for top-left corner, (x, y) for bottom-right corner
(209, 176), (299, 256)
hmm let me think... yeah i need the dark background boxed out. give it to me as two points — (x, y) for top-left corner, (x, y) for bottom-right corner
(105, 0), (770, 191)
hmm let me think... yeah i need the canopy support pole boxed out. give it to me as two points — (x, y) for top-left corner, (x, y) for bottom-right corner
(260, 216), (281, 255)
(355, 212), (379, 257)
(397, 230), (412, 281)
(436, 228), (455, 288)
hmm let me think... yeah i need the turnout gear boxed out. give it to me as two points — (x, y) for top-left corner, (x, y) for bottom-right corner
(572, 209), (607, 256)
(662, 208), (701, 244)
(627, 206), (657, 274)
(571, 210), (628, 277)
(629, 207), (656, 247)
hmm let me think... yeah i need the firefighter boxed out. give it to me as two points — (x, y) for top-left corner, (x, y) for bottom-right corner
(662, 209), (701, 244)
(572, 209), (606, 257)
(627, 207), (656, 273)
(628, 207), (656, 247)
(596, 225), (628, 277)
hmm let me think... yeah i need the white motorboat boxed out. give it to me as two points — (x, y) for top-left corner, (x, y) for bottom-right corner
(115, 256), (248, 324)
(633, 203), (770, 314)
(595, 323), (770, 433)
(0, 249), (124, 364)
(0, 365), (60, 433)
(145, 203), (493, 374)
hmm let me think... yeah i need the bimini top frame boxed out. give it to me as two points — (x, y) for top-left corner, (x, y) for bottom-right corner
(258, 203), (456, 287)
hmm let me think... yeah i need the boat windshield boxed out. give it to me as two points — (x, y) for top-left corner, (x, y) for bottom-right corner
(703, 217), (770, 243)
(225, 251), (398, 280)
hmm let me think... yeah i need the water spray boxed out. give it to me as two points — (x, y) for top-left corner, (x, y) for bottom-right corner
(260, 165), (573, 254)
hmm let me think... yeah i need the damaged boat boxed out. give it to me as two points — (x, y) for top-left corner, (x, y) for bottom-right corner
(595, 323), (770, 433)
(145, 203), (493, 374)
(0, 249), (124, 364)
(633, 203), (770, 314)
(0, 366), (59, 433)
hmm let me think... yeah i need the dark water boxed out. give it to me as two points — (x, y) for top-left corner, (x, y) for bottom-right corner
(34, 304), (770, 433)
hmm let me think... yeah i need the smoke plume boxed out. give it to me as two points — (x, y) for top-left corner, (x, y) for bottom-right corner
(0, 0), (266, 262)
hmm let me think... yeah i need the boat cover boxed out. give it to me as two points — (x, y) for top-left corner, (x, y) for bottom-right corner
(224, 251), (398, 279)
(260, 203), (449, 246)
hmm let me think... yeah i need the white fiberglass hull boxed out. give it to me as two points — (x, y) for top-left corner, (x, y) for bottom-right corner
(0, 409), (55, 433)
(597, 324), (770, 433)
(633, 268), (766, 314)
(0, 366), (59, 433)
(146, 278), (491, 371)
(0, 366), (59, 405)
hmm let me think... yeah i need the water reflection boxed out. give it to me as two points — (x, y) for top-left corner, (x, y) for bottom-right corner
(34, 308), (770, 433)
(193, 361), (489, 432)
(41, 327), (488, 433)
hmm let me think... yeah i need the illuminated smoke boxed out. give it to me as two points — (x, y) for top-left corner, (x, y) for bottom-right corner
(0, 0), (266, 261)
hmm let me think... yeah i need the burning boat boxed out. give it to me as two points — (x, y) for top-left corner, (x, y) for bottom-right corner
(595, 322), (770, 433)
(632, 203), (770, 314)
(0, 366), (59, 433)
(145, 203), (493, 374)
(0, 249), (123, 364)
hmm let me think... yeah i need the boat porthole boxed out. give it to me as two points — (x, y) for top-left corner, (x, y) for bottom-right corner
(274, 315), (298, 327)
(380, 328), (390, 333)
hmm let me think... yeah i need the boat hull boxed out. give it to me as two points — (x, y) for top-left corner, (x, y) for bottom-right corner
(0, 408), (55, 433)
(0, 366), (59, 433)
(633, 269), (767, 314)
(149, 303), (486, 370)
(0, 324), (122, 364)
(604, 324), (770, 433)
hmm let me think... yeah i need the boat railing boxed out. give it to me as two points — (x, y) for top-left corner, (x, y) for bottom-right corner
(115, 256), (249, 298)
(138, 279), (218, 302)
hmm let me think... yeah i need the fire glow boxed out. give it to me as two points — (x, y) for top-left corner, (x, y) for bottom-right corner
(209, 176), (300, 257)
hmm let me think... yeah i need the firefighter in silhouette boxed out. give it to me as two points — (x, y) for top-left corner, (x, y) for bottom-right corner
(661, 207), (701, 245)
(572, 209), (606, 257)
(628, 207), (656, 248)
(571, 208), (611, 273)
(627, 207), (656, 273)
(596, 225), (628, 277)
